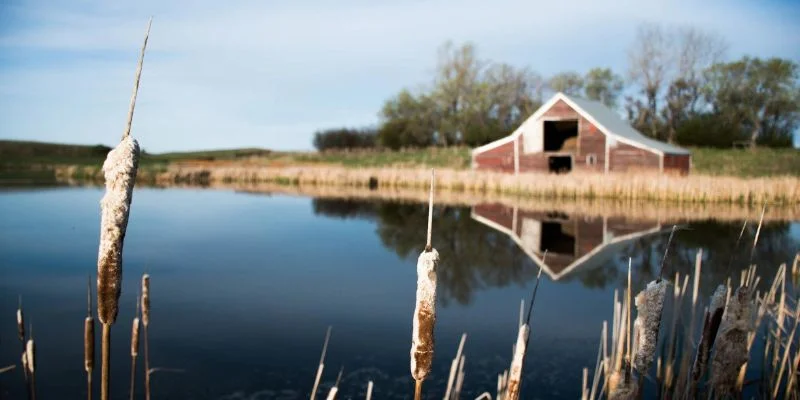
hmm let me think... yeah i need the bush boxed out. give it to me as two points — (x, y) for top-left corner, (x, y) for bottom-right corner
(313, 128), (378, 151)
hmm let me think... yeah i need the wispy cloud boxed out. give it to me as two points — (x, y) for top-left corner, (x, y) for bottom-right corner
(1, 0), (798, 152)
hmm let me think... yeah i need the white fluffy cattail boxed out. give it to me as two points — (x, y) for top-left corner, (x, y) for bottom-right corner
(632, 279), (669, 373)
(710, 286), (753, 396)
(505, 324), (530, 400)
(411, 248), (439, 381)
(97, 135), (141, 325)
(411, 170), (439, 385)
(26, 338), (35, 374)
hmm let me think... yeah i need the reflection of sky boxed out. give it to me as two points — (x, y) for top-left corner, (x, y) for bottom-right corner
(0, 188), (609, 399)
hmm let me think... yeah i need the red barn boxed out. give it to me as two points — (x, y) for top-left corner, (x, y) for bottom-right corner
(471, 92), (691, 175)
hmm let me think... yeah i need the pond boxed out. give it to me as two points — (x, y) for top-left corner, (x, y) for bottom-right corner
(0, 187), (798, 399)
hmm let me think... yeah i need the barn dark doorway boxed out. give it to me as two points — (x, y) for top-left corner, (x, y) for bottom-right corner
(548, 155), (572, 173)
(543, 120), (579, 151)
(540, 221), (575, 255)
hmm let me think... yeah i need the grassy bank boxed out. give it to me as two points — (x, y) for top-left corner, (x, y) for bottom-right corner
(54, 164), (799, 205)
(2, 140), (798, 176)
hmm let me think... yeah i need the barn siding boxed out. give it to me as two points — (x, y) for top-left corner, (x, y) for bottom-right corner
(473, 139), (516, 172)
(517, 100), (606, 173)
(663, 154), (691, 175)
(608, 142), (660, 172)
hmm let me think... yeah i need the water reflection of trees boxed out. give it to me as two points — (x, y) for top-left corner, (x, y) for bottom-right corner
(311, 198), (799, 305)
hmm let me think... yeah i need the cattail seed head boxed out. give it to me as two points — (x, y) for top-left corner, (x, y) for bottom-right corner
(710, 286), (753, 396)
(25, 339), (35, 374)
(632, 279), (669, 373)
(17, 307), (24, 343)
(141, 274), (150, 327)
(410, 248), (439, 381)
(97, 135), (140, 325)
(84, 316), (95, 372)
(131, 317), (140, 357)
(506, 323), (530, 400)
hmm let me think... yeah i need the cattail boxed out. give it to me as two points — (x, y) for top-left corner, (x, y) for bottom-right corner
(607, 373), (637, 400)
(632, 279), (669, 374)
(141, 274), (152, 400)
(130, 295), (141, 400)
(141, 274), (150, 327)
(690, 285), (726, 385)
(97, 18), (151, 400)
(17, 296), (24, 344)
(411, 170), (438, 399)
(26, 335), (36, 400)
(505, 324), (529, 400)
(97, 133), (141, 325)
(710, 286), (753, 397)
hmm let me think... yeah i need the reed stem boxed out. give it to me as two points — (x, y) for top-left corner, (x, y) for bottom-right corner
(101, 324), (111, 400)
(123, 17), (152, 141)
(414, 379), (423, 400)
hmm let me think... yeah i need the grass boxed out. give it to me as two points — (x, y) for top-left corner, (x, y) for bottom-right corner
(689, 147), (800, 177)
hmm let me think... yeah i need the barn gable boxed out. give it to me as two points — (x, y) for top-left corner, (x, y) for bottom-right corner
(472, 92), (691, 175)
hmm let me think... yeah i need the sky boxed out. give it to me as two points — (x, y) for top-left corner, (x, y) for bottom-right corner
(1, 0), (799, 153)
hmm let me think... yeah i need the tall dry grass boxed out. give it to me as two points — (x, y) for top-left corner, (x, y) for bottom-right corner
(80, 164), (800, 205)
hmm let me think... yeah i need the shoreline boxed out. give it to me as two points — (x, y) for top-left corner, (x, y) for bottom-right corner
(47, 173), (800, 222)
(52, 163), (800, 206)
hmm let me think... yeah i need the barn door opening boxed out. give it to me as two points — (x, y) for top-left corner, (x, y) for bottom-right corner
(548, 155), (572, 173)
(543, 120), (579, 151)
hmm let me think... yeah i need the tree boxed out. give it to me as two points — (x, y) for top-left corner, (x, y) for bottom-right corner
(548, 71), (584, 96)
(378, 89), (437, 149)
(584, 68), (624, 108)
(705, 57), (800, 148)
(627, 23), (673, 139)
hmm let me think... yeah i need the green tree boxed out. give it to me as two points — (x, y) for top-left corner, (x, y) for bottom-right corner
(584, 67), (624, 108)
(705, 57), (800, 148)
(548, 71), (584, 96)
(378, 89), (437, 149)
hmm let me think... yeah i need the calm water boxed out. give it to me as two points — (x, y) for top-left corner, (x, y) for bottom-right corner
(0, 187), (798, 400)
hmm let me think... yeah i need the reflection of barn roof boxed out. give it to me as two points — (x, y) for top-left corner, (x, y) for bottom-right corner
(470, 204), (670, 280)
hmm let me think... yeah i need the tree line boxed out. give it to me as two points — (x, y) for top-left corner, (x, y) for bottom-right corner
(313, 23), (799, 151)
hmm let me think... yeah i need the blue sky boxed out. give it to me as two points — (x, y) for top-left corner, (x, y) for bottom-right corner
(1, 0), (799, 153)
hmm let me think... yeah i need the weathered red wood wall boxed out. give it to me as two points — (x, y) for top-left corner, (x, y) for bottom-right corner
(472, 140), (516, 172)
(473, 99), (689, 175)
(662, 154), (691, 175)
(608, 142), (660, 172)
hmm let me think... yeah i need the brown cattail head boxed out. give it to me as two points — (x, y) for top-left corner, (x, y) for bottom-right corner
(691, 285), (727, 383)
(141, 274), (150, 327)
(84, 316), (95, 373)
(25, 338), (35, 374)
(97, 135), (140, 325)
(710, 286), (753, 396)
(131, 317), (141, 357)
(632, 279), (669, 373)
(506, 323), (530, 400)
(410, 248), (439, 381)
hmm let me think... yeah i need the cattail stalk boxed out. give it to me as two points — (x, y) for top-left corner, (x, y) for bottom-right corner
(689, 285), (726, 389)
(710, 286), (753, 397)
(97, 17), (151, 400)
(141, 274), (151, 400)
(505, 323), (529, 400)
(311, 325), (332, 399)
(85, 277), (95, 400)
(443, 333), (467, 400)
(325, 367), (343, 400)
(17, 295), (29, 394)
(365, 381), (373, 400)
(130, 295), (141, 400)
(411, 170), (439, 400)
